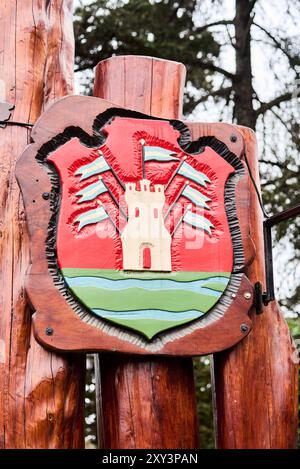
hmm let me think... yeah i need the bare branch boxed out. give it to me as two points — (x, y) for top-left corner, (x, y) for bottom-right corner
(258, 159), (286, 170)
(255, 92), (293, 116)
(193, 86), (233, 106)
(249, 0), (258, 15)
(253, 22), (300, 67)
(270, 108), (291, 132)
(194, 60), (235, 80)
(225, 23), (236, 49)
(196, 20), (234, 34)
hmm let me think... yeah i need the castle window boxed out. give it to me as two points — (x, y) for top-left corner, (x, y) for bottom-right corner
(135, 207), (139, 217)
(143, 247), (151, 269)
(153, 208), (158, 218)
(158, 187), (161, 192)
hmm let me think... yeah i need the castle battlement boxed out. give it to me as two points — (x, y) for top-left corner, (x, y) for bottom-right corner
(125, 179), (164, 193)
(125, 179), (165, 204)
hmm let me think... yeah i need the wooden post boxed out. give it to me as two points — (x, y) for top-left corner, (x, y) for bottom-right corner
(93, 56), (199, 449)
(0, 0), (85, 448)
(212, 128), (298, 448)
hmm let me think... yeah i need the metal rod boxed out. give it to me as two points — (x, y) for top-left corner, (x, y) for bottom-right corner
(98, 150), (125, 190)
(263, 222), (275, 303)
(265, 203), (300, 228)
(113, 170), (126, 191)
(107, 160), (126, 190)
(97, 200), (121, 235)
(170, 205), (190, 238)
(140, 139), (146, 179)
(262, 202), (300, 304)
(0, 120), (34, 128)
(107, 212), (121, 235)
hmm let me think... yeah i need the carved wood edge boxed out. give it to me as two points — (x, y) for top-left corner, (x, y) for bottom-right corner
(16, 96), (255, 274)
(186, 121), (256, 268)
(233, 124), (260, 269)
(16, 95), (255, 356)
(28, 273), (253, 356)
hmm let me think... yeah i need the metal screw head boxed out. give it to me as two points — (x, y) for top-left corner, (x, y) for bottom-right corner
(45, 327), (53, 336)
(42, 192), (50, 200)
(230, 134), (237, 143)
(231, 293), (237, 299)
(244, 291), (252, 300)
(240, 323), (248, 333)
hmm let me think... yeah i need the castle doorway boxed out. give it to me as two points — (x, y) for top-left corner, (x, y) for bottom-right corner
(142, 246), (151, 269)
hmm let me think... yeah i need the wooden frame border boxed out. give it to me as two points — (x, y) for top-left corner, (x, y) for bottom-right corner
(16, 95), (254, 356)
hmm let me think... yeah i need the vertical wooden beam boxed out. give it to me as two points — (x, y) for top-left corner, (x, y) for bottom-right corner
(93, 55), (199, 449)
(212, 128), (298, 448)
(0, 0), (85, 448)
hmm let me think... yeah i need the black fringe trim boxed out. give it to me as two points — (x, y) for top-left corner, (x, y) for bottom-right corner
(183, 135), (245, 272)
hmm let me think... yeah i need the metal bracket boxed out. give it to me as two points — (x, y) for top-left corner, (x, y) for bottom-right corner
(254, 281), (264, 314)
(0, 100), (33, 128)
(257, 203), (300, 311)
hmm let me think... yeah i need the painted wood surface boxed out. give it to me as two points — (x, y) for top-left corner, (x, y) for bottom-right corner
(45, 114), (236, 338)
(212, 127), (299, 448)
(17, 91), (254, 351)
(99, 355), (199, 449)
(0, 0), (85, 448)
(94, 56), (199, 448)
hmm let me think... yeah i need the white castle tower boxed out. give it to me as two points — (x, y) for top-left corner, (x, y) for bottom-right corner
(121, 179), (171, 271)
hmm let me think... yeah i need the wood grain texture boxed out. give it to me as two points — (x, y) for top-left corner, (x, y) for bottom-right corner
(188, 122), (244, 157)
(99, 355), (199, 449)
(0, 0), (85, 448)
(212, 127), (299, 448)
(94, 56), (199, 449)
(94, 56), (186, 119)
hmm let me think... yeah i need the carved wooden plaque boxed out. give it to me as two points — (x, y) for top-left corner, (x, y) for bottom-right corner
(16, 96), (254, 355)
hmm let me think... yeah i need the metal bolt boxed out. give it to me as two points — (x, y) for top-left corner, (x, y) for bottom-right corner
(244, 291), (252, 300)
(240, 323), (248, 333)
(45, 327), (53, 336)
(231, 293), (237, 298)
(230, 134), (237, 143)
(42, 192), (50, 200)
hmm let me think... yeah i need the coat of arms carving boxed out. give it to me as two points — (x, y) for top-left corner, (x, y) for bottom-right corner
(16, 98), (254, 355)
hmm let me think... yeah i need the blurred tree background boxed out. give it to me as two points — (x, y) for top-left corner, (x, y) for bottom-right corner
(74, 0), (300, 448)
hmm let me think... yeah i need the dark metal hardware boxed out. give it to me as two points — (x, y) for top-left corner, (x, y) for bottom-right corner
(254, 281), (264, 314)
(0, 100), (14, 128)
(0, 100), (33, 128)
(262, 203), (300, 307)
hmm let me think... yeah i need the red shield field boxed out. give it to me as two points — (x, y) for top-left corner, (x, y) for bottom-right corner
(48, 115), (235, 339)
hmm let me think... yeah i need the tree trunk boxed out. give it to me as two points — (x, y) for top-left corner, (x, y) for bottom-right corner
(212, 2), (298, 448)
(0, 0), (85, 449)
(233, 0), (257, 129)
(212, 127), (298, 448)
(93, 55), (199, 449)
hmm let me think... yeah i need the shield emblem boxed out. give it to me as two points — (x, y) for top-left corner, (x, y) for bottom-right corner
(46, 109), (242, 340)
